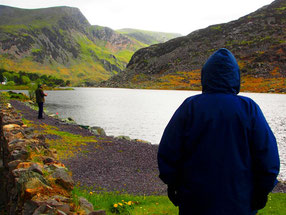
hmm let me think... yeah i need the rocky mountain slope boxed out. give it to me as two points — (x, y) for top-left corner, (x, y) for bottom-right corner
(102, 0), (286, 93)
(0, 5), (180, 85)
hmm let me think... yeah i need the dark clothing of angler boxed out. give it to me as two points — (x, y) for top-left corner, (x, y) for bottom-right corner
(35, 86), (47, 119)
(158, 48), (280, 215)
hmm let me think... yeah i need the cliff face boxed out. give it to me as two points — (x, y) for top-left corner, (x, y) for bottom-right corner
(103, 0), (286, 93)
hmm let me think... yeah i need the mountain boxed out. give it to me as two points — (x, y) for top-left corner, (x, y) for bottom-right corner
(0, 5), (180, 85)
(102, 0), (286, 93)
(117, 28), (182, 45)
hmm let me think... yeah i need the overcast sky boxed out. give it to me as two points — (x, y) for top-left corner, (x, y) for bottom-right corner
(0, 0), (274, 35)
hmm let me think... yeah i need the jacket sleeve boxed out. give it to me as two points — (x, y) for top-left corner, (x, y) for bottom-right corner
(157, 100), (188, 186)
(250, 103), (280, 195)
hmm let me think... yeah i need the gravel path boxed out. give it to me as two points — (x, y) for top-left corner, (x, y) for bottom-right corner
(9, 100), (285, 194)
(10, 100), (167, 195)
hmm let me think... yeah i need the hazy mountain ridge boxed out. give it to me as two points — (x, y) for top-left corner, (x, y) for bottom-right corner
(0, 5), (180, 85)
(117, 28), (182, 45)
(102, 0), (286, 93)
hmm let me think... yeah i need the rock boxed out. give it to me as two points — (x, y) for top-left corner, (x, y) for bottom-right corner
(3, 124), (21, 131)
(24, 176), (52, 196)
(79, 197), (94, 214)
(32, 204), (58, 215)
(133, 139), (151, 144)
(17, 171), (51, 197)
(79, 125), (90, 129)
(8, 160), (22, 170)
(11, 149), (29, 160)
(22, 200), (39, 215)
(89, 126), (106, 136)
(43, 149), (58, 159)
(12, 168), (28, 177)
(17, 162), (34, 169)
(45, 198), (71, 214)
(43, 157), (55, 164)
(29, 163), (43, 175)
(116, 135), (131, 141)
(45, 162), (67, 171)
(24, 127), (35, 135)
(52, 168), (74, 191)
(61, 117), (76, 125)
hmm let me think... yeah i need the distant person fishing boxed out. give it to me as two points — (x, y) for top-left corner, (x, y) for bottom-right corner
(158, 48), (280, 215)
(35, 84), (47, 119)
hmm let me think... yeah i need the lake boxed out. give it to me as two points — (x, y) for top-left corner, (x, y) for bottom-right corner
(4, 88), (286, 181)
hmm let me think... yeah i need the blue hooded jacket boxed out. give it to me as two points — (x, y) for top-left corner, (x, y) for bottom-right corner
(158, 48), (280, 215)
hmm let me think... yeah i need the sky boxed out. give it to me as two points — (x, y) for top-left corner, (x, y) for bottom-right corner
(0, 0), (275, 35)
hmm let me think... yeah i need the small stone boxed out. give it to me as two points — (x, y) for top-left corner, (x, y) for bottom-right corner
(43, 157), (55, 164)
(116, 135), (131, 141)
(8, 160), (22, 170)
(22, 200), (40, 215)
(12, 168), (28, 177)
(79, 197), (94, 214)
(52, 168), (74, 191)
(17, 162), (33, 169)
(11, 149), (29, 160)
(3, 124), (21, 132)
(89, 126), (106, 136)
(29, 163), (43, 175)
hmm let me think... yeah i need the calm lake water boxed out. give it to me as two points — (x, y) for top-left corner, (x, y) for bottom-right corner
(6, 88), (286, 181)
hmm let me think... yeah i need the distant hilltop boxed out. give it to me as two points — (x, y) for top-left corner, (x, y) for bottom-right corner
(0, 5), (181, 85)
(101, 0), (286, 93)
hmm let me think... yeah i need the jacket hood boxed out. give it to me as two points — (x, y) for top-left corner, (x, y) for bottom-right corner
(201, 48), (240, 94)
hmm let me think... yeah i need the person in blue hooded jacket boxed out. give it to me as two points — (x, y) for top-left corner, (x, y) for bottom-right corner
(157, 48), (280, 215)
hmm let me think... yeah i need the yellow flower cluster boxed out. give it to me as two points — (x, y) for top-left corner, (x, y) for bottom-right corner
(113, 200), (133, 208)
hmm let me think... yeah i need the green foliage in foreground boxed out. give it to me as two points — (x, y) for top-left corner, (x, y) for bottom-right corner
(72, 186), (285, 214)
(72, 186), (178, 214)
(258, 193), (286, 214)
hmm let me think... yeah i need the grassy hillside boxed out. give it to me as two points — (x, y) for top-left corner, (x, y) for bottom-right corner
(117, 28), (182, 45)
(102, 0), (286, 93)
(0, 6), (180, 85)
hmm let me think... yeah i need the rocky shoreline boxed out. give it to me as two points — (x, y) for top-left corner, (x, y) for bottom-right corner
(9, 100), (286, 195)
(9, 100), (166, 196)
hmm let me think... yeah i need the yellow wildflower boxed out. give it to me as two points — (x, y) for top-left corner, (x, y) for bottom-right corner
(114, 204), (118, 208)
(128, 201), (132, 205)
(89, 192), (93, 195)
(119, 203), (123, 206)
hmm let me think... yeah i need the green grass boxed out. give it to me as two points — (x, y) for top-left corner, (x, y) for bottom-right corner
(33, 124), (98, 159)
(72, 186), (178, 214)
(72, 187), (286, 215)
(258, 193), (286, 214)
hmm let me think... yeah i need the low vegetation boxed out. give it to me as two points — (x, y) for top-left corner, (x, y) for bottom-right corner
(0, 68), (70, 88)
(72, 186), (286, 215)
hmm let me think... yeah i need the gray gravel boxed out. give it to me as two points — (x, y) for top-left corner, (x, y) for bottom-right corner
(10, 100), (167, 195)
